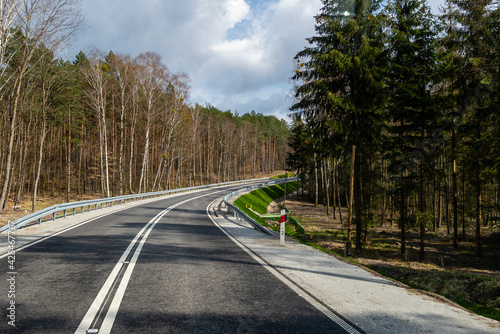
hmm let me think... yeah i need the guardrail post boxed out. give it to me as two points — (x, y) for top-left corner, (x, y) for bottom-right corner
(63, 210), (66, 219)
(52, 212), (56, 221)
(73, 208), (76, 216)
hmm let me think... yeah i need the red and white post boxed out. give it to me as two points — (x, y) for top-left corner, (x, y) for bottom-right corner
(280, 209), (286, 246)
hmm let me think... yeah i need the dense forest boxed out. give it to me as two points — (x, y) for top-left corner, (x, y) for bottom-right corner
(289, 0), (499, 258)
(0, 0), (290, 213)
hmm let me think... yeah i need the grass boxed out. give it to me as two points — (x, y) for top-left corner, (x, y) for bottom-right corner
(234, 181), (300, 215)
(234, 185), (500, 322)
(370, 264), (500, 321)
(271, 172), (296, 179)
(233, 181), (301, 234)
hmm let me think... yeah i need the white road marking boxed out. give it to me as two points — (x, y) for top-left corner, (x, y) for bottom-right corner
(74, 208), (167, 334)
(75, 190), (227, 334)
(99, 211), (162, 334)
(206, 198), (362, 334)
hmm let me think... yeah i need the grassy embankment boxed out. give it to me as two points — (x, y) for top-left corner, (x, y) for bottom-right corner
(233, 181), (302, 236)
(271, 172), (296, 179)
(371, 264), (500, 321)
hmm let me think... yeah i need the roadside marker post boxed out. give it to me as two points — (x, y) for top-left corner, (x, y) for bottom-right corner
(280, 209), (286, 246)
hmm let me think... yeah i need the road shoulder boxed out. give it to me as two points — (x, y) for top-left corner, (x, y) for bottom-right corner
(208, 198), (500, 334)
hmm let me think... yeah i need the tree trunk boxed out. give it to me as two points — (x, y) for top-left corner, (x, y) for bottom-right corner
(314, 150), (318, 207)
(354, 148), (363, 253)
(128, 109), (137, 193)
(138, 124), (150, 194)
(419, 164), (426, 262)
(346, 146), (355, 256)
(119, 103), (125, 196)
(321, 158), (328, 214)
(452, 128), (458, 248)
(476, 164), (482, 257)
(0, 90), (20, 211)
(66, 106), (71, 202)
(400, 187), (406, 258)
(33, 115), (47, 212)
(101, 107), (110, 197)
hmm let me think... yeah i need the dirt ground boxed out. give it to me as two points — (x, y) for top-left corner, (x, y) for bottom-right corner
(269, 192), (500, 279)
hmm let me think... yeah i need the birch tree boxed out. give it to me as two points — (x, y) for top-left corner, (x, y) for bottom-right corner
(82, 50), (111, 198)
(108, 53), (133, 196)
(0, 0), (20, 99)
(0, 0), (83, 210)
(135, 52), (168, 194)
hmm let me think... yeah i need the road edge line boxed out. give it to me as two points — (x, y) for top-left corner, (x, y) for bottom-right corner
(206, 198), (364, 334)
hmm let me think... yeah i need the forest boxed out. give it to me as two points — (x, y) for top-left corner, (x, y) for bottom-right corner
(0, 0), (290, 215)
(289, 0), (500, 259)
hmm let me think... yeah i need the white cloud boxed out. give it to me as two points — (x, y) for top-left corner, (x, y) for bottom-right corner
(71, 0), (323, 120)
(190, 0), (322, 117)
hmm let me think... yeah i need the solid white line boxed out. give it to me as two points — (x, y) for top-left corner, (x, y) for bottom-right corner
(75, 189), (227, 334)
(206, 198), (361, 334)
(99, 212), (161, 334)
(74, 209), (168, 334)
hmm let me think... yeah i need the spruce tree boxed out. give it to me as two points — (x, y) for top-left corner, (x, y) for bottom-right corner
(385, 0), (438, 260)
(440, 0), (498, 257)
(291, 0), (388, 253)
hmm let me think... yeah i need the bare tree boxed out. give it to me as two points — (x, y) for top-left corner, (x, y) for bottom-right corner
(32, 56), (59, 211)
(135, 52), (168, 194)
(128, 82), (139, 193)
(108, 53), (134, 196)
(152, 73), (190, 191)
(82, 50), (111, 198)
(0, 0), (20, 99)
(0, 0), (83, 211)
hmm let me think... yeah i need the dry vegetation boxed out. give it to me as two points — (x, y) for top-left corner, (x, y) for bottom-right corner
(0, 193), (105, 228)
(270, 192), (500, 320)
(280, 192), (500, 276)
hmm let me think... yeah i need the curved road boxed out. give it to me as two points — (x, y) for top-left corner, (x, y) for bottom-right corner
(2, 184), (351, 333)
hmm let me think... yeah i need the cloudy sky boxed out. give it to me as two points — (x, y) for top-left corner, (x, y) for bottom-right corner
(71, 0), (445, 121)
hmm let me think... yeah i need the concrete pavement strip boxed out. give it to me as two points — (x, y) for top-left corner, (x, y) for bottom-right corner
(209, 198), (500, 334)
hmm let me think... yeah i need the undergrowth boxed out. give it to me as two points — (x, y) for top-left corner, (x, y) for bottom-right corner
(233, 182), (500, 323)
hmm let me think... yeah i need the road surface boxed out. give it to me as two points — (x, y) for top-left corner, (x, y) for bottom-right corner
(1, 184), (355, 333)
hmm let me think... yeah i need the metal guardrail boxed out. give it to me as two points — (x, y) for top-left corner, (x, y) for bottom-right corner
(223, 177), (298, 236)
(0, 178), (269, 233)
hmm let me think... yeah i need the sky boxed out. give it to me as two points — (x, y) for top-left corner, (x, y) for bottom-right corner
(70, 0), (445, 122)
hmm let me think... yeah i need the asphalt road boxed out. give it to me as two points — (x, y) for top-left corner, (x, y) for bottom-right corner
(2, 184), (351, 333)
